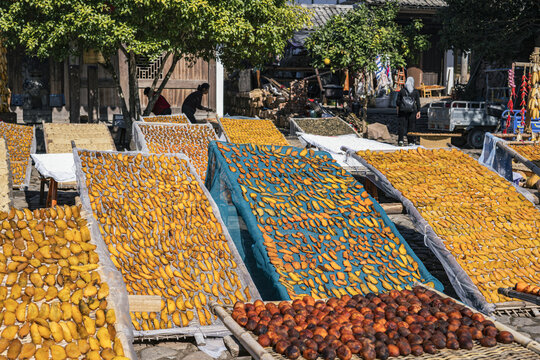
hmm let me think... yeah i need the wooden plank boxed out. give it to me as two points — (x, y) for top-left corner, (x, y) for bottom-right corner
(380, 203), (403, 214)
(128, 295), (162, 312)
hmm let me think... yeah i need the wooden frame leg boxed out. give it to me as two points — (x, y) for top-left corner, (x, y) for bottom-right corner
(39, 178), (47, 205)
(364, 178), (379, 201)
(46, 179), (58, 207)
(50, 179), (58, 207)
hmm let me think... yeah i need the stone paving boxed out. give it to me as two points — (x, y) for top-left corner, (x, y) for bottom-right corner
(8, 113), (540, 359)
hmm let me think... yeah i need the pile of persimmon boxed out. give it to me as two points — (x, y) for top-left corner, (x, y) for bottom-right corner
(78, 150), (253, 330)
(220, 118), (290, 146)
(137, 123), (216, 179)
(233, 286), (514, 360)
(358, 148), (540, 304)
(508, 143), (540, 162)
(514, 282), (540, 296)
(0, 205), (127, 360)
(0, 122), (33, 186)
(141, 114), (188, 124)
(215, 142), (438, 300)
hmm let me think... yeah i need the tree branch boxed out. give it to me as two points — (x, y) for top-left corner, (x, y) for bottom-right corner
(99, 59), (130, 123)
(149, 51), (171, 94)
(143, 52), (180, 116)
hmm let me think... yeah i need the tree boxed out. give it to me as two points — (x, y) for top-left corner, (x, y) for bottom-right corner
(304, 1), (428, 123)
(0, 1), (310, 145)
(440, 0), (540, 64)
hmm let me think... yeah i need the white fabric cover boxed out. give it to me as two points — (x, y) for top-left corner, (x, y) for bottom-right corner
(297, 133), (416, 169)
(31, 153), (76, 182)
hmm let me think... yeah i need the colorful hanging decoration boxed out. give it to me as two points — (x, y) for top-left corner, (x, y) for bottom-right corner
(520, 68), (528, 128)
(505, 68), (515, 133)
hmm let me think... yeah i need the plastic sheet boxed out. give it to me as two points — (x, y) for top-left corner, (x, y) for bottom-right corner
(133, 121), (217, 179)
(74, 149), (260, 338)
(31, 153), (76, 183)
(347, 147), (540, 314)
(73, 148), (138, 359)
(0, 122), (35, 189)
(140, 114), (189, 124)
(479, 133), (513, 181)
(218, 117), (289, 146)
(206, 141), (442, 301)
(297, 133), (417, 171)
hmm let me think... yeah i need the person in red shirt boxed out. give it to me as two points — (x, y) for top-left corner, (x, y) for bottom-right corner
(144, 87), (172, 115)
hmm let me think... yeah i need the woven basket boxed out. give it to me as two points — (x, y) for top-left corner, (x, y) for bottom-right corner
(43, 123), (115, 154)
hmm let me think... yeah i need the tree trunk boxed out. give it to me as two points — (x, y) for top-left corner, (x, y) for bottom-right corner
(87, 65), (99, 123)
(124, 51), (142, 149)
(69, 64), (81, 123)
(0, 40), (10, 113)
(100, 59), (130, 148)
(361, 70), (368, 134)
(143, 52), (180, 116)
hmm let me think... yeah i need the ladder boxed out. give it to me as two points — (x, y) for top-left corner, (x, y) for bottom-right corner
(395, 68), (406, 91)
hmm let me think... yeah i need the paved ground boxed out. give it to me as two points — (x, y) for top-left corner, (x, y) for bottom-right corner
(11, 113), (540, 359)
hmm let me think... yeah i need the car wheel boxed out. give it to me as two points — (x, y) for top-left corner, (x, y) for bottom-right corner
(467, 129), (486, 149)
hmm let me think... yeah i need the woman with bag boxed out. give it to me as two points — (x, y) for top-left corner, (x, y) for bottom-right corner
(396, 77), (421, 146)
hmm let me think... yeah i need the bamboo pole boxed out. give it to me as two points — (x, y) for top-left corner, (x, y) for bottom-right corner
(211, 303), (275, 360)
(495, 141), (540, 177)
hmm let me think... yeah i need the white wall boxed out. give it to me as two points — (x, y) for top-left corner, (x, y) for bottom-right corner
(216, 60), (224, 117)
(444, 50), (455, 95)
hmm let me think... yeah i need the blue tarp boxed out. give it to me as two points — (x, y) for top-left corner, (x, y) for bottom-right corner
(205, 141), (442, 301)
(479, 132), (513, 181)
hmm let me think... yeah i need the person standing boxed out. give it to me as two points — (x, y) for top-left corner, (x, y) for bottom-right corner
(182, 83), (213, 123)
(396, 77), (421, 146)
(144, 87), (172, 115)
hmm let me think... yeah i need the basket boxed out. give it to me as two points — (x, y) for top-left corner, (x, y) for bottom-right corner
(289, 117), (360, 137)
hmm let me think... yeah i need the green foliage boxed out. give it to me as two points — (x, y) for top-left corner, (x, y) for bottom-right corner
(440, 0), (539, 62)
(305, 1), (429, 72)
(0, 0), (310, 68)
(0, 0), (309, 136)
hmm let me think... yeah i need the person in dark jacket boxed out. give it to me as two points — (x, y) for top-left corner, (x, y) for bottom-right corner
(396, 77), (421, 146)
(144, 87), (172, 115)
(182, 83), (213, 123)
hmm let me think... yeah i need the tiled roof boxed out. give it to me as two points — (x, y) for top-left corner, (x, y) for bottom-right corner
(300, 4), (354, 29)
(348, 0), (447, 8)
(300, 1), (445, 30)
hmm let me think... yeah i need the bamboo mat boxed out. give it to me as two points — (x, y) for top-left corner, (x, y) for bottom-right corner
(213, 283), (540, 360)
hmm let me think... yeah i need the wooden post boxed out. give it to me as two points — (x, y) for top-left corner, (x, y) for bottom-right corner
(68, 63), (80, 123)
(0, 39), (9, 113)
(460, 51), (468, 84)
(87, 65), (99, 123)
(315, 68), (325, 105)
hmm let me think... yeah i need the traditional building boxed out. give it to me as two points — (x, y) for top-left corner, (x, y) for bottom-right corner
(284, 1), (461, 95)
(5, 49), (223, 124)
